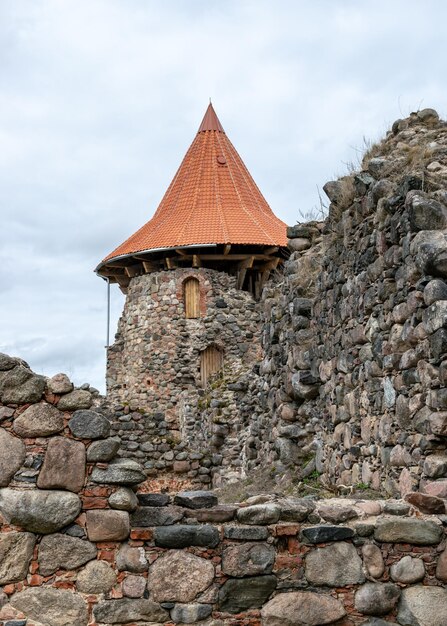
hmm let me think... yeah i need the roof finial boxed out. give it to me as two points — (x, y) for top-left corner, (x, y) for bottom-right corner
(209, 97), (212, 104)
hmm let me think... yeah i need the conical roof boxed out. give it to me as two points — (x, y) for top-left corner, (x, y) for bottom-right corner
(98, 104), (287, 269)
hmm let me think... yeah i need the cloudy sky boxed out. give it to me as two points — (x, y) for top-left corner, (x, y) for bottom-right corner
(1, 0), (446, 392)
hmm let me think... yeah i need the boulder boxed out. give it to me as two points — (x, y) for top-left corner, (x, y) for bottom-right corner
(68, 409), (109, 438)
(317, 502), (358, 523)
(86, 510), (130, 542)
(137, 493), (171, 507)
(183, 505), (236, 522)
(116, 543), (148, 573)
(397, 586), (447, 626)
(354, 582), (400, 615)
(58, 390), (92, 411)
(260, 590), (346, 625)
(0, 488), (81, 533)
(76, 560), (117, 594)
(174, 490), (218, 509)
(86, 437), (120, 462)
(390, 555), (425, 583)
(154, 524), (219, 548)
(37, 437), (86, 492)
(224, 525), (269, 541)
(301, 525), (354, 543)
(405, 492), (446, 514)
(305, 542), (364, 586)
(0, 353), (19, 370)
(406, 191), (447, 231)
(109, 487), (138, 511)
(171, 603), (212, 624)
(122, 575), (147, 598)
(0, 365), (45, 404)
(0, 428), (25, 486)
(237, 503), (280, 525)
(362, 543), (385, 578)
(93, 598), (168, 624)
(278, 498), (315, 522)
(10, 587), (88, 626)
(150, 550), (214, 602)
(374, 516), (443, 544)
(218, 575), (277, 613)
(13, 403), (64, 437)
(436, 547), (447, 582)
(47, 373), (73, 395)
(38, 533), (96, 576)
(222, 542), (276, 577)
(0, 532), (36, 584)
(130, 505), (184, 526)
(91, 459), (145, 485)
(410, 230), (447, 278)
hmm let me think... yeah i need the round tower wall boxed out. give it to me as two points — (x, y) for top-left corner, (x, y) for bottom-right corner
(106, 268), (262, 475)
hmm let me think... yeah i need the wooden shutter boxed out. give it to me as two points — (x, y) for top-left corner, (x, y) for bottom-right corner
(200, 346), (224, 387)
(184, 278), (200, 318)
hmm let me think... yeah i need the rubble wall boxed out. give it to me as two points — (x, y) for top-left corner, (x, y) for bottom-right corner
(0, 353), (447, 626)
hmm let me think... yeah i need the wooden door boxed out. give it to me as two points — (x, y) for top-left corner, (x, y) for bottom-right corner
(200, 346), (223, 387)
(184, 278), (200, 318)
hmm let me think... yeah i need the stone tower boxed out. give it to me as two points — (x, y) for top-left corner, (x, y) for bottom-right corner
(96, 104), (287, 443)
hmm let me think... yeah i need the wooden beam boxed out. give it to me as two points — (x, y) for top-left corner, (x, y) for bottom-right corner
(199, 253), (270, 261)
(142, 260), (158, 273)
(237, 268), (248, 290)
(263, 246), (279, 255)
(99, 268), (125, 277)
(259, 257), (280, 291)
(238, 255), (255, 270)
(223, 244), (231, 255)
(175, 249), (188, 256)
(192, 254), (202, 268)
(165, 257), (178, 270)
(124, 265), (142, 278)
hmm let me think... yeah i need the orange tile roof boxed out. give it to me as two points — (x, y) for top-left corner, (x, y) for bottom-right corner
(101, 104), (287, 265)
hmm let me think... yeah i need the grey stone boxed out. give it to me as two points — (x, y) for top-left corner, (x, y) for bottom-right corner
(374, 516), (443, 544)
(305, 542), (364, 586)
(397, 586), (447, 626)
(0, 532), (36, 584)
(86, 437), (120, 462)
(47, 373), (73, 395)
(417, 108), (439, 122)
(237, 503), (280, 525)
(130, 505), (184, 526)
(109, 487), (139, 511)
(174, 490), (218, 509)
(13, 402), (64, 437)
(68, 409), (109, 438)
(390, 555), (425, 583)
(86, 509), (130, 541)
(406, 492), (445, 514)
(183, 504), (236, 522)
(93, 598), (169, 624)
(91, 458), (145, 485)
(137, 492), (171, 507)
(150, 550), (214, 602)
(58, 389), (92, 411)
(10, 587), (88, 626)
(0, 365), (46, 404)
(0, 353), (19, 370)
(122, 574), (147, 598)
(218, 575), (277, 613)
(406, 191), (447, 231)
(0, 488), (81, 533)
(317, 502), (358, 523)
(0, 428), (25, 486)
(224, 525), (269, 541)
(424, 279), (447, 305)
(171, 603), (212, 623)
(362, 543), (385, 579)
(278, 498), (315, 522)
(354, 582), (400, 615)
(301, 525), (354, 543)
(411, 230), (447, 278)
(323, 180), (344, 204)
(424, 455), (447, 478)
(37, 437), (86, 492)
(154, 524), (219, 548)
(260, 590), (346, 626)
(38, 533), (97, 576)
(222, 542), (275, 577)
(76, 559), (117, 594)
(359, 620), (396, 626)
(116, 543), (148, 573)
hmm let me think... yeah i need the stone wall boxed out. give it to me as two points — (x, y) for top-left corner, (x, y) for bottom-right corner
(1, 352), (447, 626)
(241, 108), (447, 501)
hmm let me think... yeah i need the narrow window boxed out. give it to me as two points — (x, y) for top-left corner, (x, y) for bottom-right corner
(200, 345), (223, 387)
(184, 277), (200, 318)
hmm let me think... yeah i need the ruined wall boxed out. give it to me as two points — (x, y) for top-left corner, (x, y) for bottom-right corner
(244, 108), (447, 501)
(106, 268), (262, 486)
(1, 353), (447, 626)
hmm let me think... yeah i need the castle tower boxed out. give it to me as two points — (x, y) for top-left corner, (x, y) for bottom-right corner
(96, 104), (287, 448)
